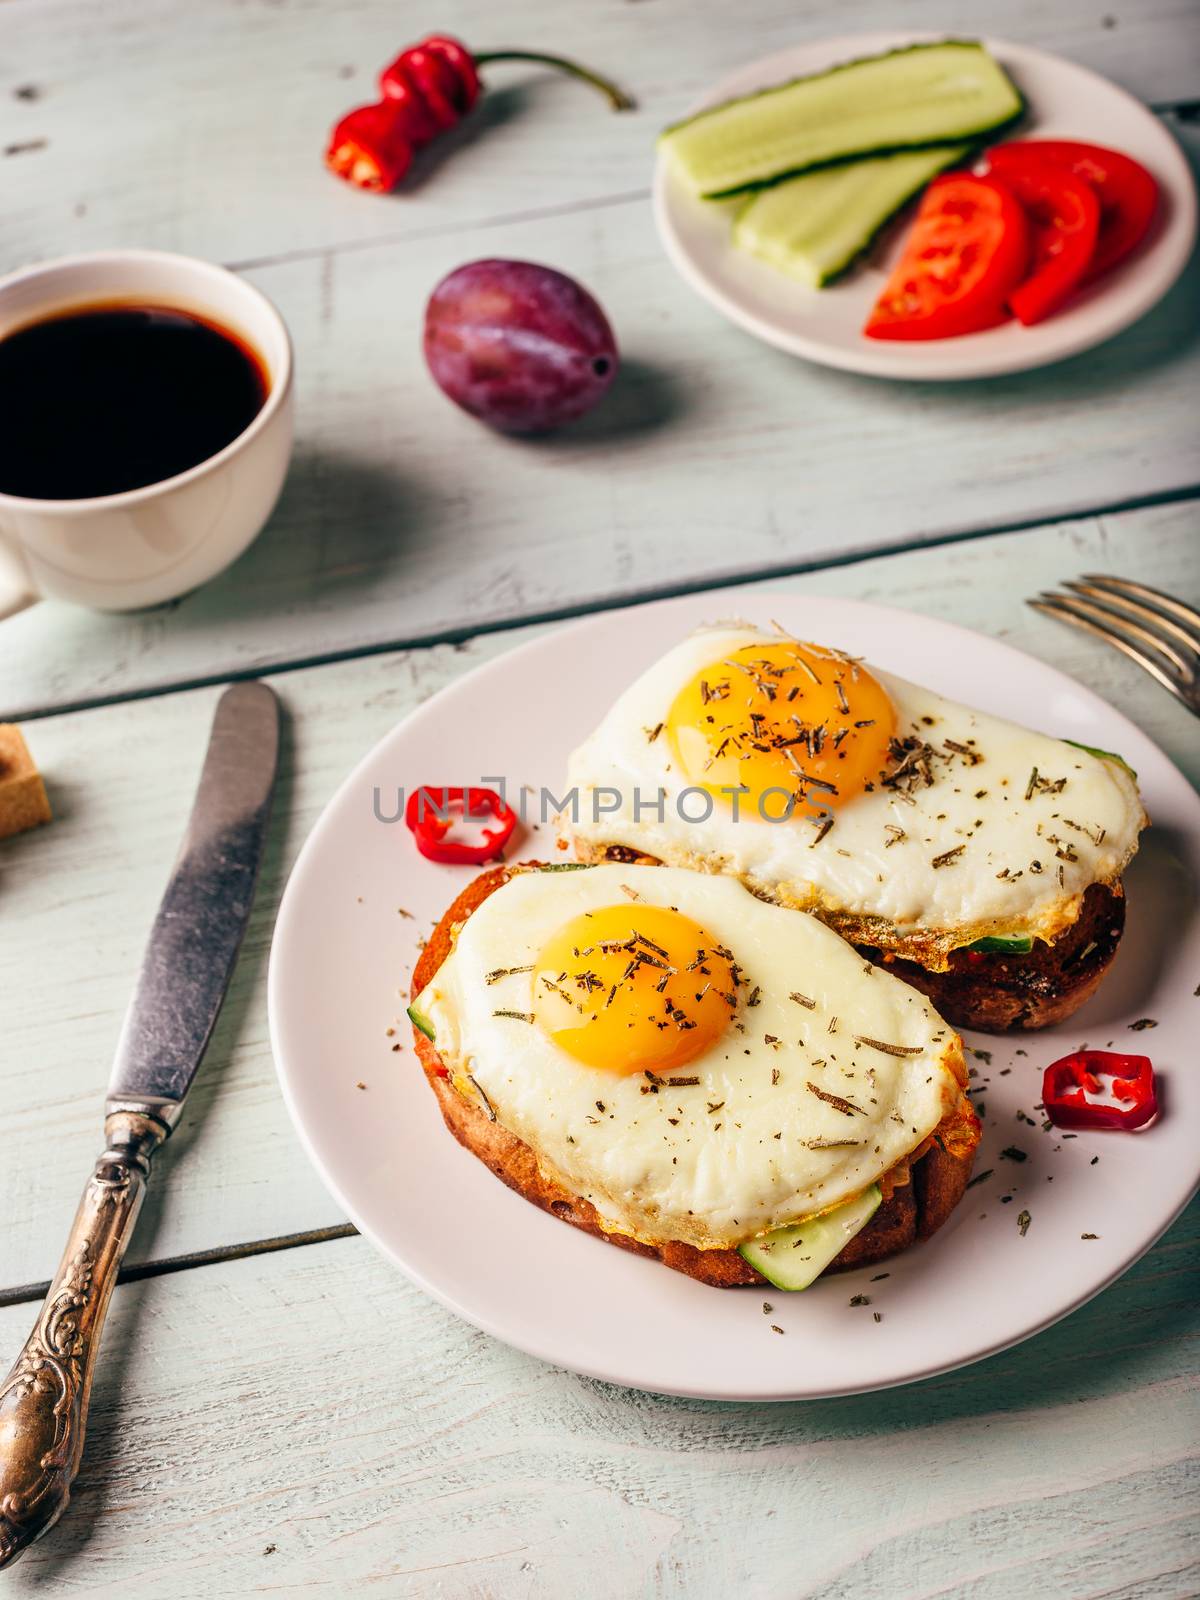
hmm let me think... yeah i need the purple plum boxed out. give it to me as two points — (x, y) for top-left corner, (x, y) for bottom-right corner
(423, 259), (618, 434)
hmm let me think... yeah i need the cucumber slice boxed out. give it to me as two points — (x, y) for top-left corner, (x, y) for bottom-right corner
(661, 41), (1022, 197)
(738, 1185), (882, 1291)
(407, 982), (437, 1042)
(965, 934), (1034, 955)
(733, 144), (969, 287)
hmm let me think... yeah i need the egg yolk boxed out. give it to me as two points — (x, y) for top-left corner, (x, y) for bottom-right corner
(532, 904), (739, 1074)
(667, 640), (897, 818)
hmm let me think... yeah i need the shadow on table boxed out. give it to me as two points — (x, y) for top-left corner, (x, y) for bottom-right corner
(821, 1205), (1197, 1431)
(112, 353), (687, 648)
(522, 359), (690, 448)
(814, 224), (1200, 430)
(574, 1197), (1199, 1438)
(159, 447), (437, 637)
(385, 82), (540, 197)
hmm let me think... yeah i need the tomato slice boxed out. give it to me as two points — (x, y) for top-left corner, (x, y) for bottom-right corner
(986, 140), (1158, 281)
(864, 174), (1030, 341)
(991, 163), (1101, 325)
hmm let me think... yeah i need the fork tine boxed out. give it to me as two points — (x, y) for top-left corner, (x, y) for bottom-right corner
(1080, 573), (1200, 636)
(1063, 580), (1200, 657)
(1036, 592), (1194, 675)
(1027, 597), (1184, 702)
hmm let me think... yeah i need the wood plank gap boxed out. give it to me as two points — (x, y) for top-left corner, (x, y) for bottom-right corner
(215, 100), (1196, 274)
(224, 186), (652, 275)
(0, 1222), (359, 1309)
(172, 99), (1199, 276)
(9, 478), (1200, 725)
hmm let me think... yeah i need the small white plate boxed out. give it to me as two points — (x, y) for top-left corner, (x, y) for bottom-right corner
(269, 590), (1200, 1399)
(653, 33), (1198, 379)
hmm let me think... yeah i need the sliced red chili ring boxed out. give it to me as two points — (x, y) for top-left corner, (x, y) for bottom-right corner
(1042, 1050), (1157, 1131)
(405, 785), (518, 865)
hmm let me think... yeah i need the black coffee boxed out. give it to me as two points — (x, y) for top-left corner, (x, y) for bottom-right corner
(0, 303), (268, 499)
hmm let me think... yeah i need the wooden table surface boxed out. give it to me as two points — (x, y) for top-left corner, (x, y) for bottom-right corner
(1, 3), (1198, 1595)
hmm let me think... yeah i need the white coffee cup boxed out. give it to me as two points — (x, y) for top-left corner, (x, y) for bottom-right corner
(0, 249), (294, 616)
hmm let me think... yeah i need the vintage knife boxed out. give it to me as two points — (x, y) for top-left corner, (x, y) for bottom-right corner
(0, 681), (279, 1569)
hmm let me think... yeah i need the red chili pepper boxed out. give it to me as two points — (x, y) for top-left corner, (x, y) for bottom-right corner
(382, 38), (479, 132)
(1042, 1050), (1157, 1131)
(326, 100), (416, 192)
(405, 785), (517, 865)
(326, 35), (632, 194)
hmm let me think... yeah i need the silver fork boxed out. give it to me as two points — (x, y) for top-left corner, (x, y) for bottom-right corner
(1028, 573), (1200, 717)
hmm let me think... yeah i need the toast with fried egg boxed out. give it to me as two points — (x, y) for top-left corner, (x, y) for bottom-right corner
(410, 863), (979, 1288)
(565, 626), (1145, 1032)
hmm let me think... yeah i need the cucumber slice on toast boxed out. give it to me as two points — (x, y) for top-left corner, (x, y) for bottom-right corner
(1063, 739), (1137, 781)
(738, 1185), (882, 1290)
(407, 982), (437, 1042)
(964, 934), (1035, 955)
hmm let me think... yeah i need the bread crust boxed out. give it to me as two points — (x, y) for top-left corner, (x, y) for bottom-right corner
(579, 843), (1124, 1033)
(411, 863), (977, 1289)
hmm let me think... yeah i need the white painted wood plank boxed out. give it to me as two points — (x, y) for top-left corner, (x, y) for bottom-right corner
(3, 126), (1200, 721)
(2, 0), (1196, 273)
(0, 1220), (1195, 1598)
(0, 504), (1195, 1291)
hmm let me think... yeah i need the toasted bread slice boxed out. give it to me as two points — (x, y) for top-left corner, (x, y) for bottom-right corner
(0, 724), (52, 840)
(864, 880), (1125, 1031)
(411, 864), (977, 1289)
(576, 843), (1124, 1033)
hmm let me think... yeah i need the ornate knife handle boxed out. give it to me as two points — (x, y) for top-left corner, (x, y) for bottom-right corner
(0, 1109), (167, 1569)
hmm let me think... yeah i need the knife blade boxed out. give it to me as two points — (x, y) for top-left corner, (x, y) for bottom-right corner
(0, 680), (280, 1570)
(108, 679), (280, 1126)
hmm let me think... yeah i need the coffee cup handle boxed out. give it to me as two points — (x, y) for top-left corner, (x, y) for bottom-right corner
(0, 531), (39, 620)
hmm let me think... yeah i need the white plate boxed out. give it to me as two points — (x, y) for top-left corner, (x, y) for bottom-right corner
(653, 33), (1198, 379)
(269, 590), (1200, 1399)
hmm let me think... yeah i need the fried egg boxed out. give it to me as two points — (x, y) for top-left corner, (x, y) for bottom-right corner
(565, 625), (1146, 966)
(415, 863), (970, 1251)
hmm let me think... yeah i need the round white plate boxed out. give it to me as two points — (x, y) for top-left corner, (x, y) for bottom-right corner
(653, 33), (1198, 379)
(269, 590), (1200, 1400)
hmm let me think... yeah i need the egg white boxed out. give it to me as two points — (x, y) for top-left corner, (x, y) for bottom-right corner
(565, 625), (1145, 963)
(420, 863), (967, 1251)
